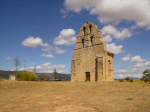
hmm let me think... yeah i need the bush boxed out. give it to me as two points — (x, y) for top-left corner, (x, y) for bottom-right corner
(130, 79), (133, 82)
(119, 79), (123, 82)
(17, 72), (38, 81)
(125, 77), (130, 81)
(64, 78), (69, 81)
(126, 98), (133, 100)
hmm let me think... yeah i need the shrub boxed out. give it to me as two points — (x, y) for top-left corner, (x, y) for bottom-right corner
(130, 79), (133, 82)
(125, 77), (130, 81)
(17, 72), (38, 81)
(126, 98), (133, 100)
(119, 79), (123, 82)
(64, 78), (69, 81)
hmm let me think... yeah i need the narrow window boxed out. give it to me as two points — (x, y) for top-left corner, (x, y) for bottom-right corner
(83, 27), (86, 35)
(82, 39), (85, 47)
(89, 25), (92, 33)
(91, 36), (94, 45)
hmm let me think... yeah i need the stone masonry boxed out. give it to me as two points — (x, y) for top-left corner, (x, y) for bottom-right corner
(71, 21), (114, 82)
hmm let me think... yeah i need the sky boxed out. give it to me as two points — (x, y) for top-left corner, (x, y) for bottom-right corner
(0, 0), (150, 79)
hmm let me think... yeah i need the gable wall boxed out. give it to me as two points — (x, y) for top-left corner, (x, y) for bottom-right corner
(71, 21), (114, 82)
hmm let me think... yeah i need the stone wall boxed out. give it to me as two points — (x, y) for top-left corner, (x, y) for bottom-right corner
(71, 21), (114, 82)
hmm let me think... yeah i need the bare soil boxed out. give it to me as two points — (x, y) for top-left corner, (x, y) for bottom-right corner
(0, 80), (150, 112)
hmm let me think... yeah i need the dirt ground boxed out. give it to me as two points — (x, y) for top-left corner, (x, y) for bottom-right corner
(0, 80), (150, 112)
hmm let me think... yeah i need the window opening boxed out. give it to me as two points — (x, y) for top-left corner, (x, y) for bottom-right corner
(82, 39), (85, 47)
(89, 26), (92, 33)
(83, 27), (86, 35)
(91, 36), (94, 45)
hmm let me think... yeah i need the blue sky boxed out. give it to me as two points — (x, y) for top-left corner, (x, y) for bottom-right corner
(0, 0), (150, 79)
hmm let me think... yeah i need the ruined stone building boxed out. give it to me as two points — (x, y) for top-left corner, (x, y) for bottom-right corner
(71, 21), (114, 82)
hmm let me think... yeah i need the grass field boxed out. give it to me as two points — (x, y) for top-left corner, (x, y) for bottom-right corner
(0, 79), (150, 112)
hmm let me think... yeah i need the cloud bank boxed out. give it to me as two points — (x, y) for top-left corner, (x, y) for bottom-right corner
(64, 0), (150, 29)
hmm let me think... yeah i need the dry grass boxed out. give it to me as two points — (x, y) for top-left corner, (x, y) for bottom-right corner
(0, 79), (150, 112)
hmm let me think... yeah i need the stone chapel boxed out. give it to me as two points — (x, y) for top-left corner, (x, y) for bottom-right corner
(71, 21), (114, 82)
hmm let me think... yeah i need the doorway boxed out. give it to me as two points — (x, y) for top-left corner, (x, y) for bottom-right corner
(86, 72), (90, 81)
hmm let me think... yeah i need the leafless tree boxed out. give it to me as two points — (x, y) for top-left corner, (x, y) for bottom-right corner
(53, 68), (58, 81)
(33, 65), (36, 73)
(24, 60), (26, 72)
(14, 56), (21, 79)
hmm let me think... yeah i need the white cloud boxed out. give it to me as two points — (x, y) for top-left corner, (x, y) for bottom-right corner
(55, 47), (67, 54)
(41, 54), (55, 58)
(114, 70), (127, 74)
(41, 46), (54, 51)
(145, 26), (150, 30)
(61, 15), (68, 19)
(120, 54), (132, 62)
(41, 62), (51, 67)
(53, 29), (76, 46)
(103, 35), (112, 44)
(58, 71), (66, 74)
(64, 0), (150, 29)
(101, 25), (132, 40)
(5, 57), (12, 61)
(42, 46), (67, 54)
(130, 55), (147, 63)
(19, 62), (66, 72)
(10, 68), (15, 71)
(106, 43), (125, 54)
(22, 36), (49, 48)
(64, 0), (98, 13)
(39, 70), (65, 74)
(60, 8), (66, 14)
(41, 70), (53, 73)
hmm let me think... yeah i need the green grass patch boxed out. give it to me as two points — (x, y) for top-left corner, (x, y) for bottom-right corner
(126, 98), (133, 100)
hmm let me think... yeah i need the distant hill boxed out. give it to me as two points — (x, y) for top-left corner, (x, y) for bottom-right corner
(114, 77), (140, 80)
(0, 70), (71, 81)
